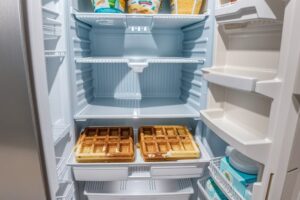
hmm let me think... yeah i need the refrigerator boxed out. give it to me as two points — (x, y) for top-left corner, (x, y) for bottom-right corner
(1, 0), (300, 199)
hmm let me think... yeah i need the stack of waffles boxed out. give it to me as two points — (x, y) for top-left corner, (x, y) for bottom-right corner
(75, 127), (135, 163)
(138, 126), (200, 161)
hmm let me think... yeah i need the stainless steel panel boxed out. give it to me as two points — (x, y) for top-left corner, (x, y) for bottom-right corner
(0, 0), (50, 199)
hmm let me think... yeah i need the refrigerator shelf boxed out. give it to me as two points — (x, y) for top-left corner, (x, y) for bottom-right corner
(200, 109), (271, 164)
(74, 98), (200, 120)
(74, 12), (208, 29)
(208, 157), (246, 200)
(84, 179), (194, 200)
(68, 137), (210, 181)
(56, 181), (74, 200)
(215, 0), (284, 24)
(197, 176), (212, 200)
(75, 57), (205, 64)
(53, 123), (71, 146)
(45, 50), (66, 58)
(202, 66), (281, 99)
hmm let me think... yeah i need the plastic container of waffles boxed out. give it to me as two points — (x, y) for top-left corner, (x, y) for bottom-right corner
(138, 125), (200, 162)
(75, 127), (135, 163)
(128, 0), (162, 14)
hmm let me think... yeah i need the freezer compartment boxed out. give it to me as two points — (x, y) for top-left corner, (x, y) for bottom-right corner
(84, 179), (194, 200)
(68, 137), (210, 181)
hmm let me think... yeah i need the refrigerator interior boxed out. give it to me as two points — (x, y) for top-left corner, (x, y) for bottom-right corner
(40, 0), (286, 199)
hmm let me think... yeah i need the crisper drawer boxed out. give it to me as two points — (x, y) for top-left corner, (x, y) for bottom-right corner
(84, 179), (194, 200)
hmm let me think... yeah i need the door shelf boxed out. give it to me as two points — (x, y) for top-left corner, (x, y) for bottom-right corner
(215, 0), (284, 24)
(53, 123), (71, 146)
(74, 98), (200, 120)
(56, 181), (74, 200)
(208, 157), (246, 200)
(74, 12), (208, 29)
(200, 109), (271, 163)
(84, 179), (194, 200)
(67, 138), (210, 181)
(197, 176), (211, 200)
(202, 67), (281, 98)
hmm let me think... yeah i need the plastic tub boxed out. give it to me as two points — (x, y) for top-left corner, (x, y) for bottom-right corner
(128, 0), (162, 14)
(91, 0), (125, 13)
(170, 0), (203, 14)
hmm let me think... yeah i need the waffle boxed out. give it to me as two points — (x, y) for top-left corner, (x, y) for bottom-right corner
(75, 127), (135, 163)
(139, 126), (200, 162)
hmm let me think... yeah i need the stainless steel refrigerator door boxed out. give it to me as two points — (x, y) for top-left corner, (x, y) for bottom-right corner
(0, 0), (57, 199)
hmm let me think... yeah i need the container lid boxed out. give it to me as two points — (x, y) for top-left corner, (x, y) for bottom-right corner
(227, 147), (259, 174)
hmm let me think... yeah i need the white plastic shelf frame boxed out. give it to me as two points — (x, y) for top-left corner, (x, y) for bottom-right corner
(215, 0), (284, 24)
(202, 67), (281, 99)
(75, 57), (205, 73)
(200, 109), (271, 164)
(74, 98), (200, 120)
(68, 138), (210, 181)
(208, 157), (250, 200)
(84, 179), (194, 200)
(74, 12), (208, 29)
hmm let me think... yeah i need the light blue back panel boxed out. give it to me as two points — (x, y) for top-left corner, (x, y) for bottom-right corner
(69, 16), (94, 113)
(93, 63), (182, 98)
(180, 14), (214, 111)
(90, 28), (183, 57)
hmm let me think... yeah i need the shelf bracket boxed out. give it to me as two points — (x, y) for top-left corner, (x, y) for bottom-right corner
(128, 61), (149, 73)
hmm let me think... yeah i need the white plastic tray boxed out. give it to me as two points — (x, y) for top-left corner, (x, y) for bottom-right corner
(202, 67), (281, 99)
(200, 109), (271, 164)
(84, 179), (194, 200)
(68, 137), (210, 181)
(215, 0), (284, 24)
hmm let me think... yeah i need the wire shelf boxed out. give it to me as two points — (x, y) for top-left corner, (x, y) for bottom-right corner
(208, 157), (245, 200)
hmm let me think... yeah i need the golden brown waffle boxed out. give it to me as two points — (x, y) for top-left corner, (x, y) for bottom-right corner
(75, 127), (135, 163)
(139, 126), (200, 162)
